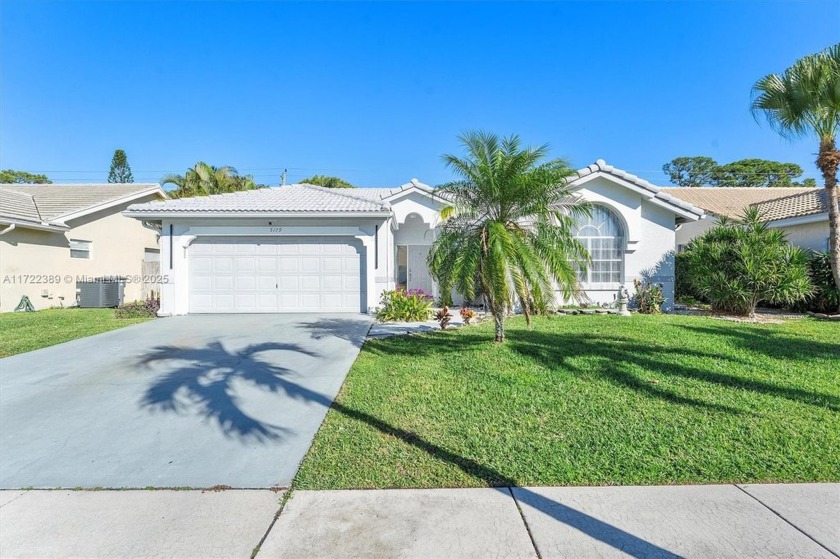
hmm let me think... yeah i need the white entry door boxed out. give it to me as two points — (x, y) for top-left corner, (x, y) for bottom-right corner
(407, 245), (434, 295)
(189, 237), (363, 313)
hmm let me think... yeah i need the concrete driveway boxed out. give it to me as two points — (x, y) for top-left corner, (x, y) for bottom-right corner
(0, 314), (372, 489)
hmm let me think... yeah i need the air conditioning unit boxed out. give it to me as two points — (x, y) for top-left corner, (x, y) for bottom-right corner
(77, 277), (126, 308)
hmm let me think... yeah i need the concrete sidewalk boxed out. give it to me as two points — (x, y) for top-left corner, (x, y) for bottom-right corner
(260, 484), (840, 559)
(1, 483), (837, 558)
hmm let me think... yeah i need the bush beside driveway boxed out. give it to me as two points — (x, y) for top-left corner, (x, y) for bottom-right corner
(295, 315), (840, 489)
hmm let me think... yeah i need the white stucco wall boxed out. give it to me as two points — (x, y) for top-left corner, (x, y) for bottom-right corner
(675, 216), (719, 249)
(0, 195), (161, 312)
(771, 219), (829, 252)
(156, 216), (393, 315)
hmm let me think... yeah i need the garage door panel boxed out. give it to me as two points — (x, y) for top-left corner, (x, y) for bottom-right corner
(278, 276), (299, 290)
(299, 275), (321, 290)
(298, 257), (318, 272)
(279, 256), (301, 270)
(189, 237), (363, 313)
(236, 275), (256, 289)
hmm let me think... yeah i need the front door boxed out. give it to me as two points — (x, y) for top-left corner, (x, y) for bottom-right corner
(407, 245), (433, 296)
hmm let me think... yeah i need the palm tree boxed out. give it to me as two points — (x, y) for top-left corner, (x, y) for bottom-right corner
(751, 44), (840, 299)
(161, 162), (258, 198)
(428, 132), (590, 342)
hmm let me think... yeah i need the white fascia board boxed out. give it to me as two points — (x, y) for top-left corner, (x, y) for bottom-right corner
(0, 217), (69, 232)
(122, 210), (393, 220)
(765, 212), (828, 228)
(54, 187), (167, 225)
(381, 184), (441, 203)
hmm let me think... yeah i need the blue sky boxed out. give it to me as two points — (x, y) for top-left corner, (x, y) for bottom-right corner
(1, 1), (838, 187)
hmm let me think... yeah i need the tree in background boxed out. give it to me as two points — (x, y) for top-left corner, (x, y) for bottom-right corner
(299, 175), (354, 188)
(107, 149), (134, 183)
(0, 169), (51, 184)
(662, 156), (718, 187)
(428, 132), (589, 342)
(663, 156), (817, 188)
(161, 162), (260, 198)
(710, 158), (803, 187)
(752, 43), (840, 298)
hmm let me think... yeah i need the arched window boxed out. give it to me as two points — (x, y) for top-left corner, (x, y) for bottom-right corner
(573, 206), (624, 284)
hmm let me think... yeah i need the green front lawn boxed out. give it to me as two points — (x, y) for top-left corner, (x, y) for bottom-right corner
(296, 315), (840, 489)
(0, 308), (152, 357)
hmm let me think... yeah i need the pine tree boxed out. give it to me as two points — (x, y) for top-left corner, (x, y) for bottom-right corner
(108, 149), (134, 183)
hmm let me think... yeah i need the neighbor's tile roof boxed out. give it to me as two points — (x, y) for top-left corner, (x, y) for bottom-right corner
(0, 183), (162, 223)
(0, 188), (41, 222)
(751, 188), (829, 221)
(659, 187), (814, 219)
(125, 184), (392, 215)
(571, 160), (704, 217)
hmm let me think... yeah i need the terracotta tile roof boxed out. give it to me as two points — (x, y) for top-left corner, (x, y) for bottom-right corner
(125, 184), (391, 215)
(659, 187), (814, 219)
(751, 188), (829, 221)
(0, 183), (162, 224)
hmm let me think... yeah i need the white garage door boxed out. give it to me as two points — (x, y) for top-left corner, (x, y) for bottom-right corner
(189, 237), (363, 313)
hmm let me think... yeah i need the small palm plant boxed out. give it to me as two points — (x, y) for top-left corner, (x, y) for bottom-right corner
(683, 207), (813, 316)
(428, 132), (590, 342)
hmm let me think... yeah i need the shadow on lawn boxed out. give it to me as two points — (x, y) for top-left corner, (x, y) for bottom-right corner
(363, 319), (839, 413)
(137, 341), (319, 442)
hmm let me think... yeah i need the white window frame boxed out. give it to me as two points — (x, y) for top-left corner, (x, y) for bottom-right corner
(574, 206), (625, 288)
(69, 239), (92, 259)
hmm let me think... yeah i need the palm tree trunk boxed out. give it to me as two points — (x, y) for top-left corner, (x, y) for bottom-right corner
(817, 138), (840, 307)
(493, 311), (505, 342)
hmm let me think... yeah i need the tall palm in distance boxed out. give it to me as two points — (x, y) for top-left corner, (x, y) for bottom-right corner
(428, 132), (590, 342)
(751, 43), (840, 298)
(161, 162), (260, 198)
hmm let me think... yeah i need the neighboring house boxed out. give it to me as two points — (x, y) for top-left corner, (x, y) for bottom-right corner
(0, 184), (167, 312)
(123, 160), (703, 316)
(752, 189), (830, 252)
(662, 187), (815, 251)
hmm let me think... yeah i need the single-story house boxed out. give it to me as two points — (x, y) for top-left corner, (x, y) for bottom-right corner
(752, 188), (830, 252)
(123, 160), (704, 315)
(0, 183), (166, 312)
(663, 186), (826, 252)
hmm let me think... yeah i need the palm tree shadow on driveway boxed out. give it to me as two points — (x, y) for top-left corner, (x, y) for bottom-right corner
(137, 340), (321, 443)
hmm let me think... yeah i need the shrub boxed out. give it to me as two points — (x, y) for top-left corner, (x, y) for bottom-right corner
(675, 251), (704, 302)
(682, 209), (812, 316)
(436, 306), (453, 329)
(459, 307), (477, 324)
(375, 289), (433, 322)
(115, 297), (160, 319)
(793, 251), (840, 314)
(632, 279), (665, 314)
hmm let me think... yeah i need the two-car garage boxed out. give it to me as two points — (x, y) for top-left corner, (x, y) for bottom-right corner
(188, 237), (364, 313)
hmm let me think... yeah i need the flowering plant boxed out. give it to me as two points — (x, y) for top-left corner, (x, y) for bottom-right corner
(375, 288), (433, 322)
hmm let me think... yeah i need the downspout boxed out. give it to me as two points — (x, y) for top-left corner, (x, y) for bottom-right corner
(0, 224), (16, 236)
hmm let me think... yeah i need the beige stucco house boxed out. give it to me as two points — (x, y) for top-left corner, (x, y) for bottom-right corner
(0, 183), (166, 312)
(662, 187), (827, 251)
